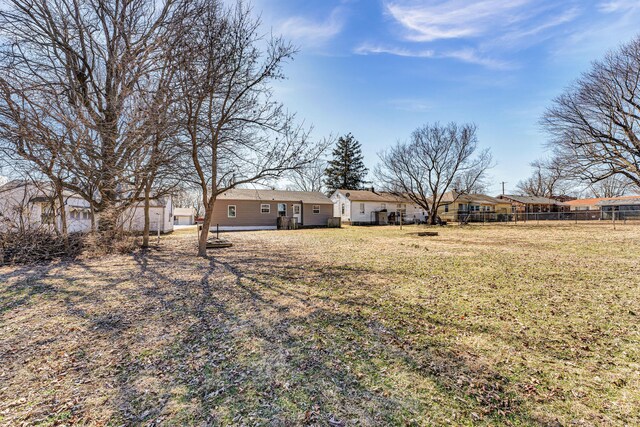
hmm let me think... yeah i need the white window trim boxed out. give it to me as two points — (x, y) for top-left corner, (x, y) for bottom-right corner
(359, 203), (365, 214)
(227, 205), (236, 218)
(260, 203), (270, 214)
(313, 205), (320, 214)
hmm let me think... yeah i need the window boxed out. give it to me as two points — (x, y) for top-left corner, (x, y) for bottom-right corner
(293, 205), (301, 215)
(341, 203), (345, 214)
(260, 204), (270, 214)
(313, 205), (320, 214)
(444, 204), (449, 213)
(277, 203), (287, 217)
(359, 203), (365, 214)
(82, 210), (90, 220)
(227, 205), (236, 218)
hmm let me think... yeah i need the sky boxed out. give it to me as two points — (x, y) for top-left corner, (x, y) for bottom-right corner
(250, 0), (640, 195)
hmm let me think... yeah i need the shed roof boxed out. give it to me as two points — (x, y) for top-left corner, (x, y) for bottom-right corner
(217, 188), (332, 204)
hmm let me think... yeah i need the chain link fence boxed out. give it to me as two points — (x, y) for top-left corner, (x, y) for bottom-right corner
(449, 209), (640, 224)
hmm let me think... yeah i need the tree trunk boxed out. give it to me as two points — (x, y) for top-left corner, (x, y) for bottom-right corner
(89, 202), (96, 233)
(427, 201), (439, 225)
(142, 179), (152, 248)
(55, 181), (69, 250)
(197, 195), (216, 257)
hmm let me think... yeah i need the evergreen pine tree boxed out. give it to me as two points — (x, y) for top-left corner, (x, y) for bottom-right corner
(324, 133), (369, 193)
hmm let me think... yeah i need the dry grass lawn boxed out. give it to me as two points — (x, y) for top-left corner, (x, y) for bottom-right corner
(1, 223), (639, 426)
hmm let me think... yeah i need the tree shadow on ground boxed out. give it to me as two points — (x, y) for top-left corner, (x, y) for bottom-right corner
(118, 243), (546, 426)
(0, 238), (563, 426)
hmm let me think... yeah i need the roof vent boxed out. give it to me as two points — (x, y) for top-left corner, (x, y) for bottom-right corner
(345, 192), (351, 198)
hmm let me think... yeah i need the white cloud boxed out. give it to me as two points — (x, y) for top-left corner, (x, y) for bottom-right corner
(598, 0), (640, 13)
(354, 44), (513, 70)
(385, 0), (535, 42)
(442, 49), (514, 70)
(367, 1), (582, 69)
(354, 43), (434, 58)
(388, 98), (434, 113)
(277, 8), (345, 48)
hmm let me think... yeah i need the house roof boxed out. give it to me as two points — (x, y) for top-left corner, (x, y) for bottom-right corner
(440, 191), (509, 205)
(217, 188), (332, 204)
(567, 196), (640, 207)
(499, 194), (569, 206)
(333, 189), (413, 203)
(595, 196), (640, 207)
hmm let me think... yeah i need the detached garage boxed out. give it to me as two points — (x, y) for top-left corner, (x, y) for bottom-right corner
(173, 207), (196, 225)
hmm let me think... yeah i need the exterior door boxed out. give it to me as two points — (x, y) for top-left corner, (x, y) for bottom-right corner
(292, 204), (302, 224)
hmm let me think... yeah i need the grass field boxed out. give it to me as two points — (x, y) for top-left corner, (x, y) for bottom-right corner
(1, 223), (639, 426)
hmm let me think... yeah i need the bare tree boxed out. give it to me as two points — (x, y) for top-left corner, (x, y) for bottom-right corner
(288, 156), (328, 193)
(515, 157), (573, 197)
(173, 187), (205, 218)
(175, 1), (325, 256)
(0, 0), (182, 240)
(587, 175), (634, 198)
(542, 35), (640, 190)
(451, 168), (489, 194)
(377, 122), (493, 225)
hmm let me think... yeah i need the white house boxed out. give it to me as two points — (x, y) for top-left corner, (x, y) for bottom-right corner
(0, 181), (173, 233)
(173, 207), (196, 225)
(330, 189), (427, 225)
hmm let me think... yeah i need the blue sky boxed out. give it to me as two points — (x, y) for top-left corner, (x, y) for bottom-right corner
(251, 0), (640, 195)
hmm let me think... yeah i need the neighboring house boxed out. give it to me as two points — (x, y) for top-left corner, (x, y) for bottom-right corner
(330, 189), (426, 225)
(436, 191), (512, 222)
(597, 197), (640, 220)
(497, 195), (570, 216)
(566, 198), (603, 211)
(211, 188), (334, 231)
(173, 207), (196, 225)
(567, 196), (640, 211)
(0, 180), (173, 233)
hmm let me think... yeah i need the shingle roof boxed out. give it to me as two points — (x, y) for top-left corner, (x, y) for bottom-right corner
(567, 196), (640, 207)
(217, 188), (332, 204)
(333, 189), (412, 203)
(595, 197), (640, 207)
(500, 195), (569, 206)
(440, 191), (509, 205)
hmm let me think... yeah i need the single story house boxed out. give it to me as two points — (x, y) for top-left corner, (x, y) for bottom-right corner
(566, 197), (604, 211)
(211, 188), (334, 231)
(497, 195), (570, 218)
(330, 189), (427, 225)
(436, 191), (512, 222)
(597, 197), (640, 220)
(173, 207), (196, 225)
(0, 180), (173, 233)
